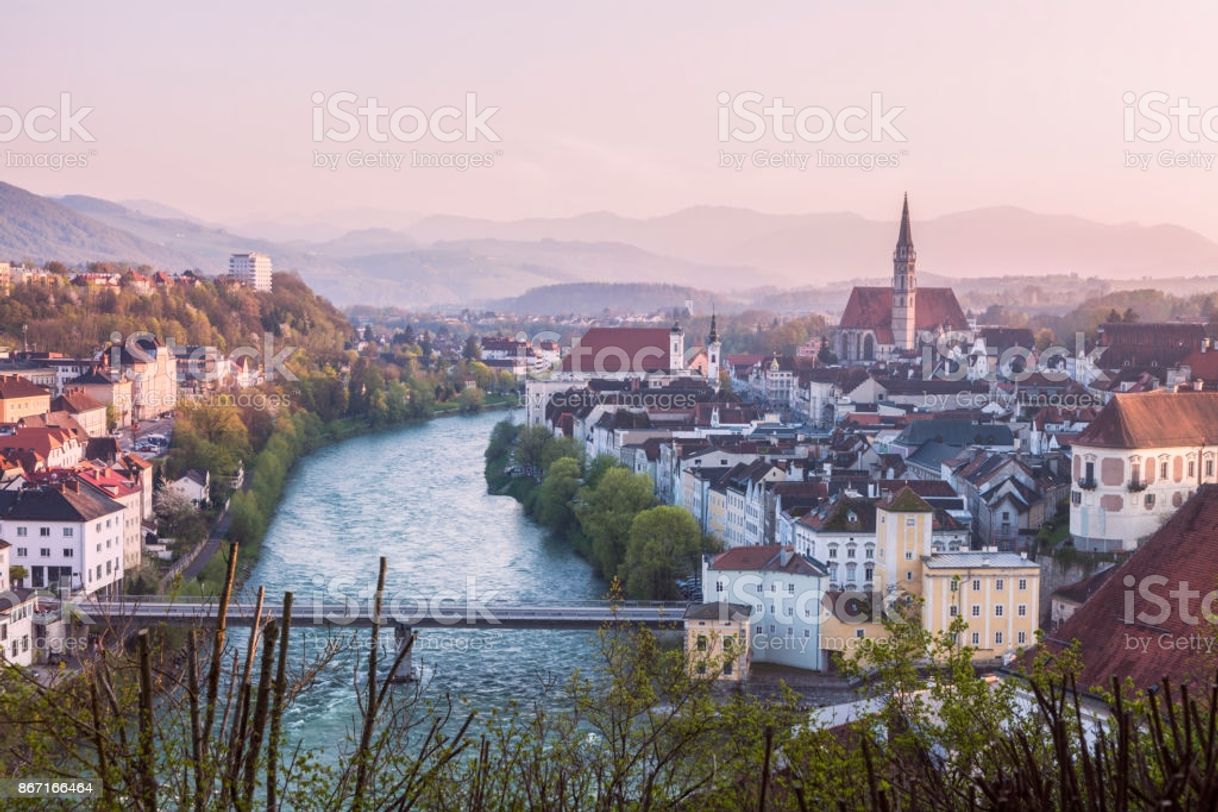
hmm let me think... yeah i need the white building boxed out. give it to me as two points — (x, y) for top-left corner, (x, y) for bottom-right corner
(1070, 391), (1218, 551)
(229, 252), (273, 292)
(0, 541), (36, 667)
(0, 482), (127, 595)
(702, 544), (830, 671)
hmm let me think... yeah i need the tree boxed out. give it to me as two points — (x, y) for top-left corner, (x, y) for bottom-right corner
(457, 386), (484, 413)
(622, 506), (702, 599)
(534, 456), (582, 535)
(462, 335), (481, 361)
(576, 467), (656, 578)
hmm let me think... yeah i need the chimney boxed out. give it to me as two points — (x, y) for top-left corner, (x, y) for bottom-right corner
(779, 545), (794, 567)
(1195, 379), (1205, 392)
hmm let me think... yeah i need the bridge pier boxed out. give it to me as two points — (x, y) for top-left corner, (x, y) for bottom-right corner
(389, 623), (415, 683)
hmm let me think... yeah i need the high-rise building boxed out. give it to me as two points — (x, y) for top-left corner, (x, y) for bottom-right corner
(229, 252), (273, 292)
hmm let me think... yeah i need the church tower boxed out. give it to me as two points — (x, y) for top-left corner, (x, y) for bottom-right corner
(892, 193), (917, 351)
(706, 310), (721, 385)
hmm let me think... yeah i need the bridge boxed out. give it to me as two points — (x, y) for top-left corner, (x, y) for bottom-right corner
(69, 598), (693, 630)
(62, 597), (695, 682)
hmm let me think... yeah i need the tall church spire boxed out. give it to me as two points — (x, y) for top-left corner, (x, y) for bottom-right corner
(896, 192), (913, 252)
(892, 193), (917, 351)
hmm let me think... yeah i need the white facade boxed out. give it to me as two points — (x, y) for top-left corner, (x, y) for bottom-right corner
(702, 548), (829, 671)
(1070, 443), (1218, 551)
(0, 542), (35, 667)
(4, 489), (127, 596)
(229, 252), (273, 292)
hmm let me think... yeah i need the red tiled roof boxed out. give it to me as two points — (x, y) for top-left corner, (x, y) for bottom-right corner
(709, 544), (827, 577)
(838, 287), (969, 345)
(1177, 350), (1218, 382)
(561, 328), (672, 374)
(1075, 391), (1218, 449)
(0, 375), (50, 400)
(1029, 486), (1218, 691)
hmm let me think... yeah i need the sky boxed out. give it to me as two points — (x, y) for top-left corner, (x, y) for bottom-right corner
(5, 1), (1218, 238)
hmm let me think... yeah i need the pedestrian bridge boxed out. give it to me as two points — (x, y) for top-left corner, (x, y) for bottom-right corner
(67, 597), (694, 630)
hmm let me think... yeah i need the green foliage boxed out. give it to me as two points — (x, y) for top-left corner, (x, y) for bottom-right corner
(534, 456), (582, 535)
(575, 466), (656, 579)
(622, 506), (702, 599)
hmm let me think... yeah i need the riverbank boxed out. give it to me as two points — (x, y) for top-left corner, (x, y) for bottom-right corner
(176, 396), (520, 594)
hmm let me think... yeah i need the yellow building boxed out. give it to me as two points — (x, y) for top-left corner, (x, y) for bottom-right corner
(684, 602), (752, 682)
(706, 485), (728, 542)
(922, 552), (1040, 663)
(0, 375), (51, 423)
(824, 487), (1041, 667)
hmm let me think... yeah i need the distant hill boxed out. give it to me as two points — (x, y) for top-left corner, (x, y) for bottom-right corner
(487, 282), (739, 316)
(6, 182), (1218, 309)
(0, 183), (183, 266)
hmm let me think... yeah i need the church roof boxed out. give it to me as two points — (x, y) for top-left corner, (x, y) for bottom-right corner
(838, 287), (969, 345)
(897, 192), (913, 249)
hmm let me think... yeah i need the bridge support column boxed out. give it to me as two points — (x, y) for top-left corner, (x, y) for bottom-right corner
(390, 623), (415, 683)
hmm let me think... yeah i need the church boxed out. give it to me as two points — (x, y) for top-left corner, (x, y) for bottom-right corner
(835, 195), (971, 363)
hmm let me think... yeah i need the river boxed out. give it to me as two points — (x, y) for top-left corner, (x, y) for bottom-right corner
(240, 409), (605, 753)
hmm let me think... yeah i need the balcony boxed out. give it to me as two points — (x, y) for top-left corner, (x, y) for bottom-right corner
(1077, 477), (1098, 491)
(1127, 480), (1148, 493)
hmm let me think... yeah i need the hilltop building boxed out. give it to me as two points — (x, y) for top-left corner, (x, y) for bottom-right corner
(229, 252), (273, 292)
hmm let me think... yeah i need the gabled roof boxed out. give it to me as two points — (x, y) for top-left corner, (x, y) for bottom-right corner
(709, 544), (828, 578)
(684, 602), (752, 622)
(839, 287), (969, 345)
(878, 486), (933, 513)
(0, 482), (124, 522)
(1075, 391), (1218, 449)
(799, 496), (877, 533)
(53, 389), (106, 414)
(1030, 486), (1218, 690)
(0, 374), (49, 400)
(562, 328), (672, 374)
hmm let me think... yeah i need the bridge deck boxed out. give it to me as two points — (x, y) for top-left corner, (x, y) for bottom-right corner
(69, 600), (694, 630)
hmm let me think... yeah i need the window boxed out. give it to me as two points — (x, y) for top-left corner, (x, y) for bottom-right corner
(95, 523), (101, 532)
(1161, 461), (1169, 479)
(905, 550), (913, 560)
(865, 545), (874, 560)
(715, 582), (723, 593)
(995, 579), (1004, 590)
(787, 583), (795, 594)
(1018, 579), (1027, 590)
(39, 548), (50, 558)
(972, 579), (981, 591)
(696, 635), (707, 652)
(1071, 491), (1082, 506)
(39, 527), (50, 537)
(723, 661), (733, 676)
(906, 517), (915, 527)
(1018, 631), (1027, 645)
(950, 605), (959, 617)
(1145, 494), (1156, 508)
(995, 632), (1004, 645)
(855, 629), (865, 639)
(906, 571), (913, 580)
(723, 636), (734, 652)
(1189, 461), (1196, 478)
(995, 605), (1004, 617)
(1018, 604), (1027, 617)
(971, 605), (981, 617)
(1208, 459), (1215, 477)
(950, 580), (958, 592)
(16, 527), (26, 538)
(63, 528), (73, 537)
(16, 548), (26, 557)
(846, 545), (857, 560)
(828, 545), (838, 559)
(63, 548), (73, 558)
(971, 632), (980, 645)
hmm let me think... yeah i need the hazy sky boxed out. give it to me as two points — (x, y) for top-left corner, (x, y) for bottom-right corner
(6, 1), (1218, 237)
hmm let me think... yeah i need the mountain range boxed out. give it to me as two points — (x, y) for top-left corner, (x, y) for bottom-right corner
(2, 181), (1217, 310)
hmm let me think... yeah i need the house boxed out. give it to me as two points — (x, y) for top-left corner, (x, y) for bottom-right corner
(835, 196), (971, 363)
(945, 449), (1070, 550)
(0, 480), (127, 595)
(0, 540), (36, 667)
(684, 602), (752, 681)
(794, 497), (877, 591)
(1069, 391), (1218, 551)
(1, 426), (85, 470)
(921, 551), (1041, 664)
(0, 375), (50, 423)
(76, 464), (145, 572)
(103, 336), (178, 421)
(702, 544), (830, 671)
(66, 368), (134, 428)
(166, 469), (210, 506)
(52, 388), (109, 437)
(1033, 486), (1218, 691)
(1096, 321), (1206, 369)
